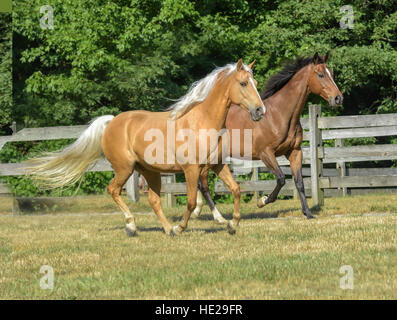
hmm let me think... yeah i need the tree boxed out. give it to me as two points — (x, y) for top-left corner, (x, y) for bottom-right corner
(13, 0), (396, 126)
(5, 0), (397, 196)
(0, 13), (12, 134)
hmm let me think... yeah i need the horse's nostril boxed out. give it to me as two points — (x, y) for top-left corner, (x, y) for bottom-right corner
(250, 106), (264, 121)
(255, 107), (264, 118)
(335, 95), (343, 105)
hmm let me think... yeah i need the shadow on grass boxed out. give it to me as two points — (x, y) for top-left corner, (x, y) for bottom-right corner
(97, 204), (322, 234)
(138, 226), (225, 234)
(192, 207), (307, 221)
(98, 226), (125, 232)
(98, 225), (225, 234)
(310, 205), (322, 214)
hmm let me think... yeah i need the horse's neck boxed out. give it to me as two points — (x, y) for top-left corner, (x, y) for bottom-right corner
(193, 79), (231, 130)
(268, 66), (310, 129)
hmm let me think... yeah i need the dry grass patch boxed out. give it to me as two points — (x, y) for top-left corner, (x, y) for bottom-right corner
(0, 193), (396, 299)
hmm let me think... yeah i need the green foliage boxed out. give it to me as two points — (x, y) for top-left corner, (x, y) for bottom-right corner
(343, 137), (377, 147)
(244, 0), (397, 115)
(4, 168), (113, 197)
(13, 0), (396, 126)
(0, 140), (113, 196)
(0, 13), (12, 134)
(5, 0), (397, 197)
(258, 172), (276, 180)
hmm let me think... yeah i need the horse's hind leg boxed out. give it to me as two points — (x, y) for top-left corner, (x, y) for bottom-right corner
(191, 167), (212, 218)
(139, 169), (173, 235)
(108, 163), (137, 237)
(196, 173), (227, 224)
(288, 148), (314, 219)
(191, 182), (204, 218)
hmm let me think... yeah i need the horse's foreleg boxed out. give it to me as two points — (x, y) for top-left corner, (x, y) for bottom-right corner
(288, 148), (314, 219)
(213, 164), (240, 234)
(173, 165), (200, 235)
(257, 150), (285, 208)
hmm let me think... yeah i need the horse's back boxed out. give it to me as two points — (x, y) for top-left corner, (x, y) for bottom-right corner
(102, 109), (171, 165)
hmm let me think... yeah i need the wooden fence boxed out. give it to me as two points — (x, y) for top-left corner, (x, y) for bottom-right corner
(1, 105), (397, 208)
(160, 105), (397, 207)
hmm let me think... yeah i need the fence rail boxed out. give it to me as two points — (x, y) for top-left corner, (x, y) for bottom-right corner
(1, 106), (397, 208)
(161, 105), (397, 206)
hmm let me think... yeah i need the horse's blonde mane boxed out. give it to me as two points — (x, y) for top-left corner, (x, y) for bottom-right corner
(167, 62), (252, 120)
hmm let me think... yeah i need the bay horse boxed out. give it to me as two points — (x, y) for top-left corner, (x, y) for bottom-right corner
(27, 59), (265, 236)
(192, 53), (343, 223)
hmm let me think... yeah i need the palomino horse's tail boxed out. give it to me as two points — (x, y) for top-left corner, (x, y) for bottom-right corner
(26, 115), (114, 189)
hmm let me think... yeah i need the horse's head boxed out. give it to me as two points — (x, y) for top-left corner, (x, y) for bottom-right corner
(308, 52), (343, 107)
(229, 59), (265, 121)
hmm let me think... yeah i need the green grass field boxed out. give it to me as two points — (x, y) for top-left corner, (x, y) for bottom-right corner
(0, 193), (396, 299)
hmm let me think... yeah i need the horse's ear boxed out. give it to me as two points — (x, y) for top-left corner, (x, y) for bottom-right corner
(324, 52), (329, 62)
(248, 60), (256, 70)
(236, 58), (243, 71)
(313, 52), (319, 64)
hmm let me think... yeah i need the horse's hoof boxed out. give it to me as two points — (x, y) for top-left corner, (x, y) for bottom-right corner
(172, 225), (183, 235)
(125, 227), (137, 237)
(304, 211), (315, 219)
(227, 221), (237, 235)
(191, 211), (200, 219)
(168, 229), (175, 237)
(257, 196), (268, 208)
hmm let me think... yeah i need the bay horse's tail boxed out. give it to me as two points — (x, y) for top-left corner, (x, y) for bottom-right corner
(26, 115), (114, 189)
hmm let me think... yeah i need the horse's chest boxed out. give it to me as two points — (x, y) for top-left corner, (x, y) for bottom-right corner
(275, 126), (301, 156)
(275, 136), (296, 156)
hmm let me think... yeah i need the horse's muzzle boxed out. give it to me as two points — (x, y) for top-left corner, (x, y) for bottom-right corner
(330, 95), (344, 107)
(250, 105), (265, 121)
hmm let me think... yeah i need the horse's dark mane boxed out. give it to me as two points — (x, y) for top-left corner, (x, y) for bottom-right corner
(260, 56), (324, 100)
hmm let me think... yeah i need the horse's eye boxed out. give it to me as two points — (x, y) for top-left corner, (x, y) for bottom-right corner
(240, 81), (248, 87)
(318, 73), (324, 78)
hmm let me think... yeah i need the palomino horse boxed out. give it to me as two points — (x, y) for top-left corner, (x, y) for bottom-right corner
(192, 53), (343, 222)
(27, 59), (265, 236)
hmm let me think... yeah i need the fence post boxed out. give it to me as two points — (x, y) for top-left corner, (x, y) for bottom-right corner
(309, 105), (324, 207)
(10, 122), (18, 214)
(251, 166), (258, 201)
(163, 174), (176, 208)
(12, 121), (16, 135)
(335, 138), (348, 196)
(126, 171), (140, 202)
